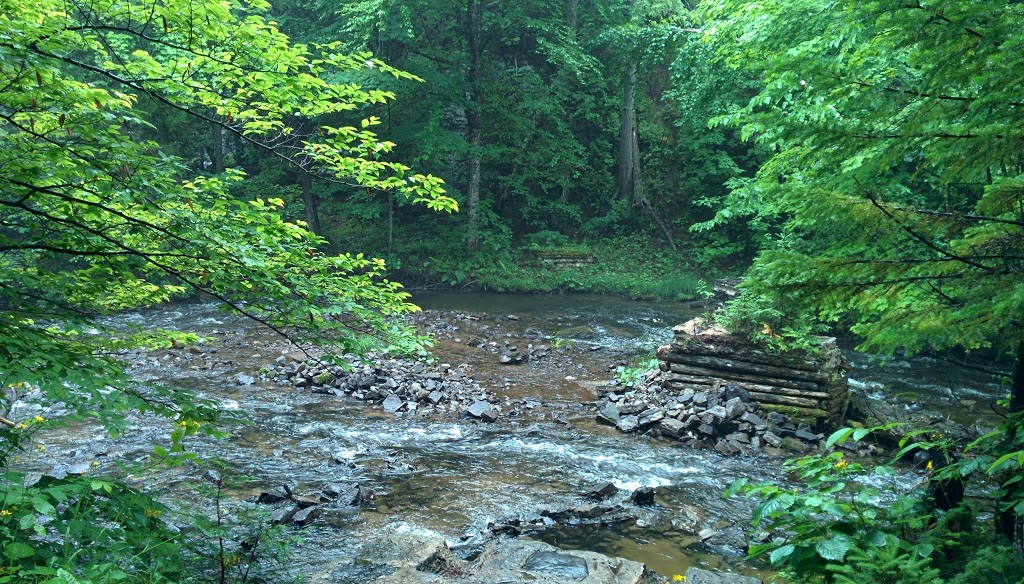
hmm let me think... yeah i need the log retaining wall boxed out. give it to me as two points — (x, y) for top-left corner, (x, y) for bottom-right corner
(657, 318), (849, 424)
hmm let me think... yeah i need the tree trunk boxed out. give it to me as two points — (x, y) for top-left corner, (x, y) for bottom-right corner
(465, 0), (483, 250)
(616, 64), (637, 202)
(299, 171), (322, 236)
(566, 0), (578, 38)
(210, 124), (225, 174)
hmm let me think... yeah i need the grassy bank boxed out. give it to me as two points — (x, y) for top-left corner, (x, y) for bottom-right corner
(394, 236), (712, 301)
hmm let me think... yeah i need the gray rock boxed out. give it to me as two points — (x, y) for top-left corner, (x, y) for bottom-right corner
(707, 405), (728, 419)
(382, 394), (404, 413)
(466, 400), (497, 422)
(629, 487), (656, 506)
(427, 390), (443, 404)
(714, 439), (742, 456)
(724, 397), (748, 419)
(658, 417), (687, 438)
(616, 415), (640, 433)
(269, 506), (297, 525)
(235, 373), (256, 386)
(794, 428), (821, 443)
(597, 403), (621, 425)
(292, 505), (320, 526)
(762, 431), (783, 448)
(618, 401), (646, 415)
(583, 482), (619, 501)
(740, 412), (765, 427)
(637, 407), (665, 426)
(523, 550), (588, 580)
(723, 385), (751, 403)
(685, 566), (762, 584)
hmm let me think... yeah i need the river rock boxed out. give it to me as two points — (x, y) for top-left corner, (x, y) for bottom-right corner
(468, 538), (653, 584)
(658, 417), (686, 438)
(583, 482), (619, 501)
(597, 403), (620, 425)
(235, 373), (256, 386)
(685, 567), (762, 584)
(465, 400), (497, 422)
(629, 486), (656, 507)
(616, 415), (640, 433)
(382, 394), (404, 413)
(292, 505), (320, 526)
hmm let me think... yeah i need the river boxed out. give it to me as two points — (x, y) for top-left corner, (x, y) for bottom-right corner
(8, 292), (1010, 582)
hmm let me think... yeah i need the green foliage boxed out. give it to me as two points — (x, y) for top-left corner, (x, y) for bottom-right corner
(614, 357), (660, 389)
(946, 545), (1024, 584)
(713, 289), (828, 354)
(726, 429), (940, 582)
(0, 0), (456, 579)
(825, 540), (942, 584)
(702, 0), (1024, 360)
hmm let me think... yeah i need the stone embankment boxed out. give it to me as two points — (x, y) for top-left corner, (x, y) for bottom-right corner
(260, 355), (501, 422)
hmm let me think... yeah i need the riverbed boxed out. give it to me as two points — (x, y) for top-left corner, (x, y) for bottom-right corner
(8, 292), (1010, 582)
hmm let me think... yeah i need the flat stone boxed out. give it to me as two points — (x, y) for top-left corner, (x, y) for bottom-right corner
(794, 428), (821, 443)
(292, 505), (320, 526)
(637, 407), (664, 426)
(740, 412), (765, 427)
(466, 400), (497, 422)
(685, 566), (762, 584)
(523, 550), (588, 580)
(707, 405), (728, 419)
(427, 390), (444, 404)
(597, 403), (620, 425)
(235, 374), (256, 386)
(382, 394), (404, 413)
(762, 431), (783, 448)
(582, 482), (619, 501)
(616, 415), (640, 433)
(659, 417), (687, 438)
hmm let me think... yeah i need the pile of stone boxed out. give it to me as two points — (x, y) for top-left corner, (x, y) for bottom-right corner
(596, 382), (825, 456)
(254, 482), (374, 527)
(260, 355), (500, 422)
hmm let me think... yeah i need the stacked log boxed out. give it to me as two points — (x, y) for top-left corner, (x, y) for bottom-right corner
(657, 318), (848, 424)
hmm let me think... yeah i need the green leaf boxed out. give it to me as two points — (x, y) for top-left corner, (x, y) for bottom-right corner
(769, 544), (795, 565)
(815, 537), (850, 561)
(5, 541), (35, 561)
(825, 427), (854, 449)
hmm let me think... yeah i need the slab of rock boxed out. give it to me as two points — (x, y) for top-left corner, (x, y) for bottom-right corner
(685, 567), (762, 584)
(382, 394), (404, 413)
(466, 400), (498, 422)
(582, 482), (619, 501)
(616, 415), (640, 433)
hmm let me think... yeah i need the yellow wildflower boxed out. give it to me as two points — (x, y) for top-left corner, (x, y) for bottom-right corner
(834, 458), (848, 469)
(672, 576), (686, 582)
(33, 415), (44, 423)
(926, 460), (934, 471)
(36, 443), (45, 451)
(0, 509), (11, 517)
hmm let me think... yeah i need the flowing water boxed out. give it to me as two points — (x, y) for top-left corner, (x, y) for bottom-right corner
(9, 292), (1011, 582)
